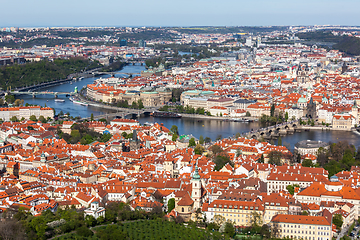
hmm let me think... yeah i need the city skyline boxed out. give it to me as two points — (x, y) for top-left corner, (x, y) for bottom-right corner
(1, 0), (360, 27)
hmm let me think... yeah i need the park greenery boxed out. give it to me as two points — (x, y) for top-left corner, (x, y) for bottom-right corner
(0, 58), (101, 90)
(296, 141), (360, 177)
(260, 106), (288, 125)
(57, 122), (112, 145)
(317, 141), (360, 177)
(115, 99), (144, 109)
(0, 201), (237, 240)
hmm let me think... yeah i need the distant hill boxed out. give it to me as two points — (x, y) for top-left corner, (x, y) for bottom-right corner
(297, 31), (360, 56)
(333, 36), (360, 56)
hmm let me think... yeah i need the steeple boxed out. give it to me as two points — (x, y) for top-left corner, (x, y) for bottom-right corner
(192, 161), (200, 180)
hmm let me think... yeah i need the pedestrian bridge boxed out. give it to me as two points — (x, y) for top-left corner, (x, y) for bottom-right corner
(243, 120), (305, 139)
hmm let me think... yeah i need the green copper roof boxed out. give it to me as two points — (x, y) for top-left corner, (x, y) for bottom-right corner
(193, 163), (201, 180)
(298, 97), (307, 103)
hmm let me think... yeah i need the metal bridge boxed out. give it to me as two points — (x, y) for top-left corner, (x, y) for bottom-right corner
(11, 91), (75, 98)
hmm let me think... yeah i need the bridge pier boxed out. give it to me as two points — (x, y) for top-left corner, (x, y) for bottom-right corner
(54, 94), (58, 99)
(32, 93), (36, 98)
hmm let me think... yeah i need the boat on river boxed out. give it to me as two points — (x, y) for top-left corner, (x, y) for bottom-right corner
(54, 99), (65, 103)
(69, 97), (88, 106)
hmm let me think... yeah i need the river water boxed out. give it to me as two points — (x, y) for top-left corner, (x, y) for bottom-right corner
(19, 64), (360, 151)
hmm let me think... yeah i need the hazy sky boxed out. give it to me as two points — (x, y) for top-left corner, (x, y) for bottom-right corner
(1, 0), (360, 27)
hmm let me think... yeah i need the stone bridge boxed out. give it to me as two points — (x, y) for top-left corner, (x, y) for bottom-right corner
(243, 120), (304, 139)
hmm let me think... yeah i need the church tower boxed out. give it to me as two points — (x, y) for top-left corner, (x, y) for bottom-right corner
(352, 101), (359, 126)
(191, 162), (201, 209)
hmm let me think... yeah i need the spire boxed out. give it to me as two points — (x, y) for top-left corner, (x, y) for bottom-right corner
(192, 160), (200, 180)
(353, 100), (358, 109)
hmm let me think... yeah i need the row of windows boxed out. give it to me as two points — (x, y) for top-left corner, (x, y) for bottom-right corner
(282, 236), (329, 240)
(281, 229), (329, 235)
(212, 208), (257, 213)
(280, 224), (329, 230)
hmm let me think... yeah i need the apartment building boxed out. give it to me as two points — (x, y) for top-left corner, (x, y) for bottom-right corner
(271, 214), (332, 240)
(206, 199), (264, 226)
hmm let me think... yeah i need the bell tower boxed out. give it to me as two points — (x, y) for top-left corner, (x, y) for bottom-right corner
(191, 162), (201, 209)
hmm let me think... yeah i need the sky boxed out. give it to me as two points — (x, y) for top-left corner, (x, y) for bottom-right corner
(1, 0), (360, 27)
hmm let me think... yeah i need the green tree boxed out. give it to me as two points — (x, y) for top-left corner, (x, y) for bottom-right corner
(38, 115), (47, 123)
(5, 94), (15, 104)
(76, 226), (94, 237)
(194, 144), (205, 155)
(285, 112), (289, 122)
(302, 159), (314, 167)
(199, 135), (204, 144)
(131, 101), (138, 109)
(137, 99), (144, 109)
(84, 215), (96, 227)
(223, 221), (235, 237)
(213, 154), (233, 171)
(14, 99), (24, 107)
(97, 215), (105, 224)
(286, 184), (300, 195)
(90, 113), (94, 121)
(268, 150), (283, 165)
(29, 115), (37, 121)
(333, 214), (343, 230)
(270, 104), (275, 117)
(260, 224), (271, 239)
(10, 116), (18, 122)
(172, 133), (178, 142)
(246, 111), (251, 117)
(167, 198), (175, 213)
(259, 154), (264, 163)
(188, 138), (196, 147)
(170, 125), (179, 135)
(204, 137), (211, 144)
(277, 136), (282, 146)
(213, 215), (226, 227)
(236, 148), (242, 157)
(249, 211), (263, 230)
